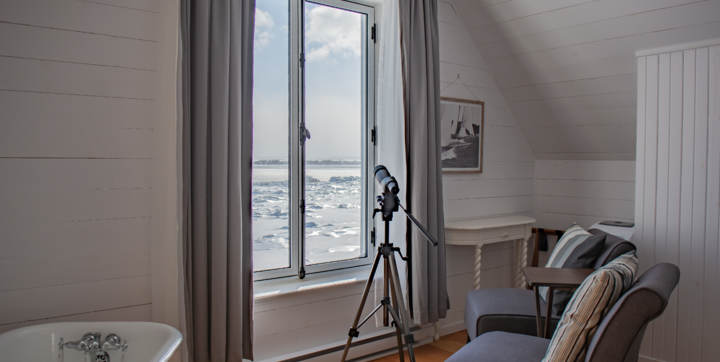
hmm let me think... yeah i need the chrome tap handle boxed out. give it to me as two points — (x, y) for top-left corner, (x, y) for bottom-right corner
(84, 332), (102, 351)
(102, 333), (128, 351)
(63, 332), (101, 352)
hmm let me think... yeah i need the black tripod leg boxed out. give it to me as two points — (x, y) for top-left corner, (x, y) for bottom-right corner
(383, 257), (389, 326)
(388, 254), (416, 362)
(389, 272), (405, 362)
(341, 251), (383, 361)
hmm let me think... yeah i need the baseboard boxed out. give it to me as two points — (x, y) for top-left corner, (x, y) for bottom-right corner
(261, 319), (466, 362)
(437, 319), (466, 337)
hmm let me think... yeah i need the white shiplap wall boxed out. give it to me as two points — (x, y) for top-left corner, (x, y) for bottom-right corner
(0, 0), (176, 333)
(635, 39), (720, 362)
(252, 2), (536, 360)
(533, 160), (635, 230)
(450, 0), (720, 161)
(438, 0), (536, 333)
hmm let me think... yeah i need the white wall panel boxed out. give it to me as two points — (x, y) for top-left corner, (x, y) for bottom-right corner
(0, 0), (159, 41)
(0, 304), (152, 334)
(635, 39), (720, 362)
(533, 160), (635, 230)
(451, 0), (720, 160)
(0, 0), (173, 335)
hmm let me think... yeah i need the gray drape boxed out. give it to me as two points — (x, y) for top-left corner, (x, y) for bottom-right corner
(180, 0), (255, 361)
(398, 0), (449, 324)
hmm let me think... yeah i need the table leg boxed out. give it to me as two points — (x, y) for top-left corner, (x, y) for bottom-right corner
(473, 245), (483, 290)
(515, 239), (528, 288)
(532, 230), (540, 267)
(533, 285), (542, 337)
(545, 287), (554, 338)
(522, 238), (529, 286)
(512, 240), (518, 287)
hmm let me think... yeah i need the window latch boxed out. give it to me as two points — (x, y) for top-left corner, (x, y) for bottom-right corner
(300, 126), (311, 144)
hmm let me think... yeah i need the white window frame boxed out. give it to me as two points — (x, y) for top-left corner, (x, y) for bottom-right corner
(254, 0), (376, 281)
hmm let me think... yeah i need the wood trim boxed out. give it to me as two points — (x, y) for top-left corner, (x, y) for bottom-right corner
(440, 97), (484, 105)
(280, 326), (423, 362)
(636, 37), (720, 57)
(530, 228), (564, 267)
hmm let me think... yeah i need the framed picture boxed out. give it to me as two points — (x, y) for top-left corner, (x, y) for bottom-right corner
(440, 97), (484, 172)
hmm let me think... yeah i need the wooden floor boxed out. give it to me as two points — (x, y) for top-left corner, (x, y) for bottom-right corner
(371, 331), (467, 362)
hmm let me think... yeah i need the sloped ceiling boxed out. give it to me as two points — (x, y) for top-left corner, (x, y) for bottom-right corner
(450, 0), (720, 160)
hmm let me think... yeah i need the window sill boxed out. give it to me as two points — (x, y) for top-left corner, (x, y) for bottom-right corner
(254, 265), (376, 300)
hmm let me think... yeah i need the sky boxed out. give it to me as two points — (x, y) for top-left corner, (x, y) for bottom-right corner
(253, 0), (365, 162)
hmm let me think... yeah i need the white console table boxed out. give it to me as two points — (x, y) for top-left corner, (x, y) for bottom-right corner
(445, 215), (535, 289)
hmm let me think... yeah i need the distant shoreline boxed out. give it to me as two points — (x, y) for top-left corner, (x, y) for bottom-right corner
(254, 159), (361, 165)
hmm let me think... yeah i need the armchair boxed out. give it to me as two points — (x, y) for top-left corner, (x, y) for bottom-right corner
(450, 263), (680, 362)
(464, 229), (636, 340)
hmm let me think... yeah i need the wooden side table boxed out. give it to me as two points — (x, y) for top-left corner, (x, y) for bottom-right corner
(523, 267), (594, 338)
(445, 216), (535, 290)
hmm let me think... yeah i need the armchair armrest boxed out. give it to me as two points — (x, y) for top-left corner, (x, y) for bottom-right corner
(523, 267), (593, 289)
(524, 267), (594, 337)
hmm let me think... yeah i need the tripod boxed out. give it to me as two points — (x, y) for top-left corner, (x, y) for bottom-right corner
(341, 190), (421, 362)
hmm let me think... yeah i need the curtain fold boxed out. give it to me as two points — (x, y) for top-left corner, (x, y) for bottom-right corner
(180, 0), (255, 361)
(375, 0), (408, 317)
(398, 0), (449, 324)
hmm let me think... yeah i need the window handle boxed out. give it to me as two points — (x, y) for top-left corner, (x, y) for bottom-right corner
(301, 126), (311, 143)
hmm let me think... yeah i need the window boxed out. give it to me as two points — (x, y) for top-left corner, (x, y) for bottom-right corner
(253, 0), (375, 280)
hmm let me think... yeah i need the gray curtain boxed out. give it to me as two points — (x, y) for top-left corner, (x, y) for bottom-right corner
(180, 0), (255, 361)
(398, 0), (449, 324)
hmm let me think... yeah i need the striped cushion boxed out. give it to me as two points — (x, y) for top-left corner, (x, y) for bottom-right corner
(540, 225), (604, 304)
(543, 252), (638, 362)
(545, 225), (591, 267)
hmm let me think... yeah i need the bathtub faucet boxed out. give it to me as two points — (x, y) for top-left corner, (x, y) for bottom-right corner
(60, 332), (127, 361)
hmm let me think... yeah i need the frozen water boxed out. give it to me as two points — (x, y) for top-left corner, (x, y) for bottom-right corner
(253, 163), (364, 271)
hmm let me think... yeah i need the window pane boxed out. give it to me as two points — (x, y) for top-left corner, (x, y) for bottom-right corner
(253, 0), (290, 272)
(303, 1), (366, 265)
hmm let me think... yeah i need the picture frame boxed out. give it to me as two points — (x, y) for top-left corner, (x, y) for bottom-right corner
(440, 97), (484, 173)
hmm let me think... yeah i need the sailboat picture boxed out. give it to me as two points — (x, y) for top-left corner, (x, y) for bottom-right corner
(439, 97), (484, 172)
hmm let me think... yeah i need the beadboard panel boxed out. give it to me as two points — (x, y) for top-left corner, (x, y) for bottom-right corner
(0, 0), (168, 335)
(450, 0), (720, 160)
(533, 160), (635, 230)
(635, 40), (720, 362)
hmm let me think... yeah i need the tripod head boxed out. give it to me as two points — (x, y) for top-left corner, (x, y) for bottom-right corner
(373, 193), (439, 247)
(372, 165), (439, 247)
(374, 190), (399, 221)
